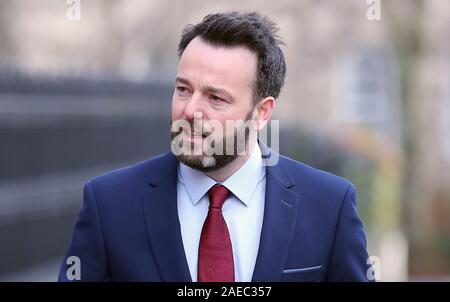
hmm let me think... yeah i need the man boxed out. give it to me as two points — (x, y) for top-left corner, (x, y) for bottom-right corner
(59, 11), (372, 282)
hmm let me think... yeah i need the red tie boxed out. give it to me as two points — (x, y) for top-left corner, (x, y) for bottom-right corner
(198, 184), (235, 282)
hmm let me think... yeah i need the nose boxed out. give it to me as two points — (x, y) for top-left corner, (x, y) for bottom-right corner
(183, 93), (205, 121)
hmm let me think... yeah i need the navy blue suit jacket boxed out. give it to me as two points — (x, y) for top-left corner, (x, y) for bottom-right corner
(58, 145), (372, 282)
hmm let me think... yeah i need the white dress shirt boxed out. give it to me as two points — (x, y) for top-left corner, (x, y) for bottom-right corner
(177, 144), (266, 282)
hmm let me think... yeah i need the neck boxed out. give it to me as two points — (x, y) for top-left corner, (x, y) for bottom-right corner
(205, 139), (257, 183)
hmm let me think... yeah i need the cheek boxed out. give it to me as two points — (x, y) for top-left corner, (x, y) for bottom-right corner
(171, 99), (184, 120)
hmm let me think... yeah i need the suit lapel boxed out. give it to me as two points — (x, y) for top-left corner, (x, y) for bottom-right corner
(140, 145), (301, 282)
(141, 152), (192, 282)
(252, 146), (302, 282)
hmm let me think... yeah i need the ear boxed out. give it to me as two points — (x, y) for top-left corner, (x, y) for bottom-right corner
(252, 97), (276, 132)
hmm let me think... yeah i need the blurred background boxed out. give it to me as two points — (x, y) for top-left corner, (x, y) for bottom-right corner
(0, 0), (449, 281)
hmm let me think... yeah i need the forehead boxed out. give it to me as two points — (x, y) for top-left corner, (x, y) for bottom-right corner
(177, 37), (257, 91)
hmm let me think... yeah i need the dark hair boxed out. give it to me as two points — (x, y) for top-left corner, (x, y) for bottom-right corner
(178, 11), (286, 103)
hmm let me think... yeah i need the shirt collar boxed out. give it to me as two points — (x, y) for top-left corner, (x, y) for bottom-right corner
(178, 162), (216, 207)
(221, 144), (264, 206)
(178, 143), (265, 207)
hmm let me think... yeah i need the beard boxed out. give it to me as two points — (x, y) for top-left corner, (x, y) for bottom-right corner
(170, 110), (254, 172)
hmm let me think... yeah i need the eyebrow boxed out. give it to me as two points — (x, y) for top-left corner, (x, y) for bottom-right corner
(175, 76), (234, 102)
(175, 76), (191, 86)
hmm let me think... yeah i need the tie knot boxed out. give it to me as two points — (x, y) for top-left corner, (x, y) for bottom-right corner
(208, 185), (230, 209)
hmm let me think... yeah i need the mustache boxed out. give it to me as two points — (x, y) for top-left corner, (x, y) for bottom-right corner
(170, 119), (213, 136)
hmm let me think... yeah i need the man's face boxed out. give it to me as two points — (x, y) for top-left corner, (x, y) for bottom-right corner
(171, 37), (258, 171)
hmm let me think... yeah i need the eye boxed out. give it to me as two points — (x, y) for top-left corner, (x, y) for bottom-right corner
(209, 94), (226, 103)
(176, 86), (191, 96)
